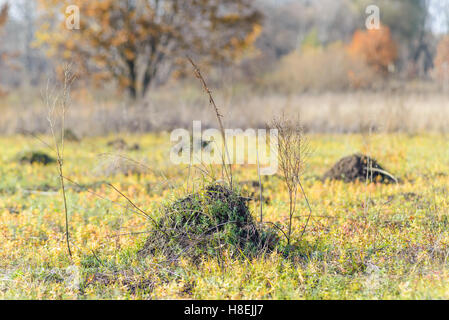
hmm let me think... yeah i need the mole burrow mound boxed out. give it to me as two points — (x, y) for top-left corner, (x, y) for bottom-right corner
(323, 154), (397, 183)
(63, 129), (80, 142)
(107, 138), (140, 151)
(139, 184), (278, 261)
(18, 151), (56, 165)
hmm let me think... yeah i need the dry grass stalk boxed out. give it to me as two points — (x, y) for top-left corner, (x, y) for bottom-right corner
(256, 146), (263, 223)
(45, 65), (76, 258)
(187, 57), (233, 189)
(271, 114), (312, 245)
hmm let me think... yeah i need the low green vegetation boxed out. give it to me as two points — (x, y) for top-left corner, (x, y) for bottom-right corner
(0, 133), (448, 299)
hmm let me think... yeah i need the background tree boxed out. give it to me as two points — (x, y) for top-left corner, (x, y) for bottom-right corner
(0, 3), (7, 28)
(0, 1), (54, 89)
(351, 0), (432, 75)
(256, 0), (357, 59)
(0, 3), (9, 95)
(37, 0), (262, 99)
(351, 0), (429, 43)
(15, 0), (46, 86)
(433, 36), (449, 84)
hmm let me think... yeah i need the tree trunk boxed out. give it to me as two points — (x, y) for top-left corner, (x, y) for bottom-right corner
(128, 84), (137, 99)
(125, 58), (138, 99)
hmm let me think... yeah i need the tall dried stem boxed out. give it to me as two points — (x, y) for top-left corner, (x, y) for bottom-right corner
(271, 114), (311, 245)
(46, 65), (76, 258)
(187, 57), (233, 189)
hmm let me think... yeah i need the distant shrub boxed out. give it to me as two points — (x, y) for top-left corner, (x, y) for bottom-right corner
(348, 25), (397, 75)
(267, 42), (378, 93)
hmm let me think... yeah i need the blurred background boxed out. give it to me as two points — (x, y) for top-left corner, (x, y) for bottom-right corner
(0, 0), (449, 135)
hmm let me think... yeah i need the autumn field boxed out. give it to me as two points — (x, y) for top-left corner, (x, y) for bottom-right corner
(1, 132), (448, 299)
(2, 0), (449, 303)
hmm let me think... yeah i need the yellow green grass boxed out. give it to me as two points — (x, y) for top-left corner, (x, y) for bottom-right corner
(1, 133), (448, 299)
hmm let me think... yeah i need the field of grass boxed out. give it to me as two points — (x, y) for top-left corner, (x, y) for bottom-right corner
(1, 132), (449, 299)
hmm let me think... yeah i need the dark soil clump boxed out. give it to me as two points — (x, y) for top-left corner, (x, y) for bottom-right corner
(323, 154), (397, 183)
(107, 138), (140, 151)
(63, 129), (80, 142)
(107, 138), (128, 150)
(139, 184), (278, 261)
(18, 151), (56, 165)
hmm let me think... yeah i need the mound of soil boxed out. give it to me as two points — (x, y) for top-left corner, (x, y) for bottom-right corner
(129, 143), (141, 151)
(107, 138), (128, 150)
(107, 138), (140, 151)
(19, 151), (56, 165)
(323, 154), (396, 183)
(139, 184), (278, 261)
(63, 129), (80, 142)
(178, 138), (212, 154)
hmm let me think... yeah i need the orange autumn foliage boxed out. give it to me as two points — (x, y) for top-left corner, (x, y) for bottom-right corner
(433, 36), (449, 82)
(348, 25), (397, 74)
(0, 4), (7, 27)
